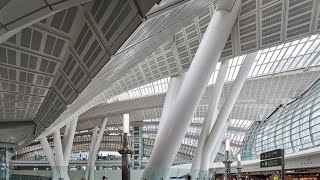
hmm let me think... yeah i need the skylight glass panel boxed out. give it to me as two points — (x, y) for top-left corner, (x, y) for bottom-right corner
(152, 77), (170, 93)
(128, 87), (141, 98)
(226, 130), (246, 144)
(208, 62), (220, 84)
(183, 137), (198, 146)
(187, 126), (201, 136)
(105, 34), (320, 105)
(229, 119), (254, 129)
(191, 117), (204, 124)
(106, 77), (170, 102)
(107, 96), (119, 103)
(249, 34), (320, 77)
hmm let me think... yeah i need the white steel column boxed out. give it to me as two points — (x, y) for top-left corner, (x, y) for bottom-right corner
(89, 118), (108, 180)
(201, 52), (257, 171)
(61, 122), (71, 150)
(84, 127), (98, 180)
(63, 118), (78, 166)
(53, 130), (69, 180)
(191, 59), (229, 177)
(142, 1), (240, 179)
(156, 74), (185, 140)
(40, 119), (78, 180)
(40, 137), (59, 180)
(199, 123), (229, 179)
(209, 123), (229, 165)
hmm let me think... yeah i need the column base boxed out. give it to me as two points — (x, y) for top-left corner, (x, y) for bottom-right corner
(140, 167), (170, 180)
(199, 170), (209, 180)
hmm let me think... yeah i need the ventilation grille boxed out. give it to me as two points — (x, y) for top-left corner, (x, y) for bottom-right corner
(88, 0), (138, 47)
(261, 0), (280, 7)
(221, 35), (234, 59)
(177, 44), (190, 71)
(20, 28), (43, 51)
(237, 0), (259, 53)
(38, 6), (79, 35)
(6, 27), (68, 59)
(185, 23), (200, 61)
(260, 1), (284, 48)
(73, 22), (108, 77)
(61, 52), (91, 92)
(51, 7), (79, 33)
(175, 31), (185, 46)
(197, 7), (211, 36)
(240, 0), (257, 16)
(285, 0), (315, 40)
(52, 72), (78, 104)
(239, 12), (258, 53)
(0, 46), (60, 76)
(0, 66), (53, 87)
(163, 45), (179, 74)
(316, 4), (320, 32)
(0, 80), (47, 121)
(140, 60), (154, 82)
(36, 89), (66, 126)
(175, 31), (190, 71)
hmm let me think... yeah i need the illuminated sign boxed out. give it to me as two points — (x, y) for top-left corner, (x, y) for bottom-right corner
(260, 158), (282, 168)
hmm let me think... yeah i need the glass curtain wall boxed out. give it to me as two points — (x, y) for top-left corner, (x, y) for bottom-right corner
(241, 78), (320, 160)
(0, 148), (11, 179)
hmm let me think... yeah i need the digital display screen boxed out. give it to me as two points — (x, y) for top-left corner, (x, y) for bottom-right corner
(260, 158), (282, 168)
(260, 149), (284, 160)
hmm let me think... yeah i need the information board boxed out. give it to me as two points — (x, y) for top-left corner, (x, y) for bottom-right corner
(260, 149), (284, 160)
(260, 158), (282, 168)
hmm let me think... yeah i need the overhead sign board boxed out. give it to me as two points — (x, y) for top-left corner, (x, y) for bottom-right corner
(260, 149), (284, 160)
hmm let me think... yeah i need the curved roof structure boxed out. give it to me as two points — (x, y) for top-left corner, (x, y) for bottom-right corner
(1, 0), (320, 168)
(0, 0), (162, 146)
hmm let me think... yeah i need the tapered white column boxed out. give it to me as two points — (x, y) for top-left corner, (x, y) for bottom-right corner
(54, 130), (69, 180)
(84, 127), (98, 180)
(191, 59), (229, 178)
(156, 74), (185, 140)
(209, 123), (229, 165)
(199, 123), (229, 179)
(142, 1), (240, 179)
(62, 122), (71, 150)
(63, 118), (78, 166)
(201, 52), (257, 171)
(89, 118), (108, 180)
(40, 137), (59, 180)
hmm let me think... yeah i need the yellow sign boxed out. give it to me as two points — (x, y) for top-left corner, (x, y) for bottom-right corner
(274, 175), (279, 180)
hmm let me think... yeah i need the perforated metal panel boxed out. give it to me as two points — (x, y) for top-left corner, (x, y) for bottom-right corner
(0, 0), (164, 146)
(0, 0), (11, 11)
(86, 0), (140, 54)
(284, 0), (316, 41)
(221, 35), (234, 59)
(238, 10), (258, 53)
(260, 1), (284, 48)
